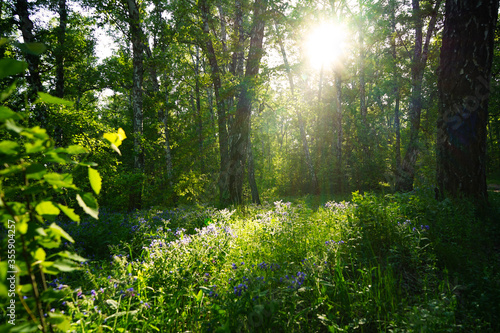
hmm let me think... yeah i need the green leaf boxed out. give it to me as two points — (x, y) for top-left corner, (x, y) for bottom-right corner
(0, 140), (20, 155)
(57, 251), (86, 263)
(0, 58), (27, 79)
(52, 258), (79, 272)
(33, 247), (47, 262)
(0, 82), (17, 102)
(26, 163), (47, 180)
(35, 201), (61, 217)
(88, 167), (102, 195)
(76, 193), (99, 219)
(78, 161), (98, 167)
(5, 119), (23, 133)
(0, 164), (23, 176)
(57, 204), (80, 223)
(25, 139), (49, 154)
(21, 126), (48, 139)
(64, 145), (87, 154)
(103, 128), (127, 155)
(48, 223), (75, 243)
(195, 289), (203, 302)
(42, 151), (69, 163)
(44, 173), (78, 190)
(37, 92), (74, 107)
(0, 106), (21, 120)
(17, 42), (47, 55)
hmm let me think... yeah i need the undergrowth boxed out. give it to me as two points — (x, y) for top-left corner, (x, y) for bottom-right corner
(2, 191), (499, 332)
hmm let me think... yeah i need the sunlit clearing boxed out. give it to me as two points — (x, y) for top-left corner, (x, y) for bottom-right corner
(305, 23), (347, 70)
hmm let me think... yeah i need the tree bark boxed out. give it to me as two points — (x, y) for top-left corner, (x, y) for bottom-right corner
(247, 120), (261, 205)
(16, 0), (45, 127)
(199, 0), (230, 204)
(228, 0), (267, 204)
(396, 0), (441, 192)
(437, 0), (498, 202)
(55, 0), (67, 98)
(163, 85), (175, 199)
(391, 0), (401, 173)
(191, 46), (204, 173)
(126, 0), (144, 209)
(334, 70), (343, 193)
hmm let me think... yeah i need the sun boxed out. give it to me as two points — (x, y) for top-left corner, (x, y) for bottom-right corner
(305, 23), (347, 70)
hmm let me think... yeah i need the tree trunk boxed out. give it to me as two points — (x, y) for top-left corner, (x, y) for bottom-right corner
(228, 0), (267, 204)
(16, 0), (45, 126)
(55, 0), (67, 98)
(199, 0), (230, 204)
(247, 121), (261, 205)
(126, 0), (144, 209)
(334, 70), (343, 193)
(396, 0), (441, 192)
(391, 0), (401, 173)
(437, 0), (498, 202)
(163, 85), (175, 201)
(191, 46), (204, 173)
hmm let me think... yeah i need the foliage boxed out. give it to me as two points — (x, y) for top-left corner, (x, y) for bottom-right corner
(32, 191), (498, 332)
(0, 56), (125, 332)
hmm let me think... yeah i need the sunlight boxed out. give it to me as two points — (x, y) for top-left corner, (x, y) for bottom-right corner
(305, 23), (348, 70)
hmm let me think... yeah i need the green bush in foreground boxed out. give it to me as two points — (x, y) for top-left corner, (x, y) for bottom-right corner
(0, 53), (125, 332)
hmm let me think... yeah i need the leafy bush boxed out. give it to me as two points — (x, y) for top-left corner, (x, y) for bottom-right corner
(0, 54), (125, 332)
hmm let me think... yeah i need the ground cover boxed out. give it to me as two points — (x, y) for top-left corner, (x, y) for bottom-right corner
(16, 190), (494, 332)
(2, 190), (499, 332)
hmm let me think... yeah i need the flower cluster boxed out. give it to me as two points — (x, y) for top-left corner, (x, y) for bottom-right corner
(397, 220), (430, 232)
(234, 283), (248, 296)
(288, 272), (306, 289)
(325, 240), (345, 245)
(324, 201), (353, 211)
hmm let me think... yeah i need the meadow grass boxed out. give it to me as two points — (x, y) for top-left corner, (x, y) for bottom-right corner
(21, 190), (500, 332)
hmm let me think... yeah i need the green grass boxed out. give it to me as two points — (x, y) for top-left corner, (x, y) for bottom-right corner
(6, 191), (500, 332)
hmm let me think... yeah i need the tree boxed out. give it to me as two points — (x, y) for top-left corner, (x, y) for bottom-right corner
(395, 0), (442, 192)
(228, 0), (267, 204)
(198, 0), (230, 204)
(436, 0), (498, 201)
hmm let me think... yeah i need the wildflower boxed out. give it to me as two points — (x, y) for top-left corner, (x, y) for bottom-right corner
(234, 283), (248, 296)
(232, 263), (238, 270)
(91, 290), (96, 296)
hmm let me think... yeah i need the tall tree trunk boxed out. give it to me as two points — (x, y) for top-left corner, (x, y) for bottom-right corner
(247, 119), (261, 205)
(191, 46), (204, 172)
(437, 0), (498, 202)
(334, 70), (343, 193)
(126, 0), (144, 209)
(274, 21), (319, 194)
(55, 0), (66, 98)
(391, 0), (402, 175)
(199, 0), (230, 204)
(396, 0), (441, 191)
(16, 0), (45, 126)
(228, 0), (267, 204)
(163, 85), (175, 202)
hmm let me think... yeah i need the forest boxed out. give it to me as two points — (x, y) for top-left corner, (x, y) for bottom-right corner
(1, 0), (500, 331)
